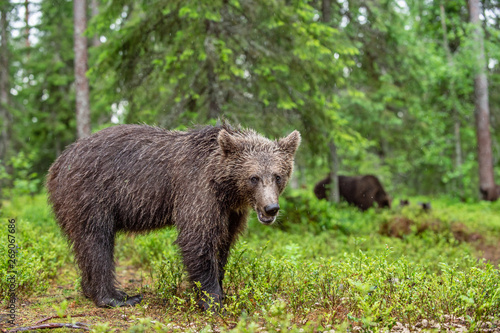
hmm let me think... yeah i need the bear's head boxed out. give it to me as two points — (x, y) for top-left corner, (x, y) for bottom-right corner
(218, 128), (301, 224)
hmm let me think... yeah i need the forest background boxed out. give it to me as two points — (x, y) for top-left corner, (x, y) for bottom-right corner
(2, 1), (500, 331)
(1, 0), (500, 201)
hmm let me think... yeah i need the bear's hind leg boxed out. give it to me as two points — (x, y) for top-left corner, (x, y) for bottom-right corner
(73, 228), (142, 307)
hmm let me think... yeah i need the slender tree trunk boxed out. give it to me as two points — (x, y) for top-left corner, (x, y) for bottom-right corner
(328, 140), (340, 203)
(205, 20), (221, 120)
(468, 0), (497, 201)
(322, 0), (339, 203)
(90, 0), (101, 47)
(440, 2), (464, 198)
(74, 0), (91, 139)
(25, 0), (29, 47)
(322, 0), (331, 23)
(0, 3), (11, 163)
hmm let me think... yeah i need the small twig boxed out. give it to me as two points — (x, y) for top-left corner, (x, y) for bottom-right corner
(34, 313), (89, 325)
(7, 322), (89, 332)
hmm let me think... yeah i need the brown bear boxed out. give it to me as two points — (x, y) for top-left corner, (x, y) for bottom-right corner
(418, 202), (432, 212)
(480, 185), (500, 201)
(399, 199), (410, 207)
(313, 174), (391, 211)
(46, 123), (301, 311)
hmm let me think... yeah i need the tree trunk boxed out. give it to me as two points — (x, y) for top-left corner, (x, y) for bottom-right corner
(468, 0), (497, 201)
(322, 0), (338, 203)
(90, 0), (101, 47)
(25, 0), (29, 47)
(328, 140), (340, 203)
(322, 0), (331, 23)
(440, 2), (464, 198)
(0, 3), (11, 163)
(205, 20), (221, 120)
(74, 0), (91, 139)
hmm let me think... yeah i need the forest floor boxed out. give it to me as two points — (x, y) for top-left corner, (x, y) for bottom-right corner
(1, 192), (500, 332)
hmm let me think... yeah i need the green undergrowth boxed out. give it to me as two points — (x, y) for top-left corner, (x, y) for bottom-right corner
(1, 191), (500, 332)
(0, 195), (71, 297)
(153, 247), (500, 332)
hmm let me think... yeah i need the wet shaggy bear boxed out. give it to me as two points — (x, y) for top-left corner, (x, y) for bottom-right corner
(46, 123), (301, 311)
(313, 175), (391, 211)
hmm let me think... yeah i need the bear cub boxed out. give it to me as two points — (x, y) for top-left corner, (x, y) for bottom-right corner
(46, 123), (301, 311)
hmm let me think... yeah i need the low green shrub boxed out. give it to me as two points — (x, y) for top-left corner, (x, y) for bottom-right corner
(1, 191), (499, 331)
(0, 194), (71, 300)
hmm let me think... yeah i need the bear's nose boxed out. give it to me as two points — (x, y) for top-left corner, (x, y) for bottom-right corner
(264, 203), (280, 216)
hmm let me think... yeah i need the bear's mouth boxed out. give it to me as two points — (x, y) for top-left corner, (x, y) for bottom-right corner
(256, 209), (276, 225)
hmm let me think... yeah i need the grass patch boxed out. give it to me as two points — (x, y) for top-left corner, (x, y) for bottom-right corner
(0, 190), (499, 332)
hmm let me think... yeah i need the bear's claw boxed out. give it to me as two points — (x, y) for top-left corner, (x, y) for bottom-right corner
(97, 294), (143, 308)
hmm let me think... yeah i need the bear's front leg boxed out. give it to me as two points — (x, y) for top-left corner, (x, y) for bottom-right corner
(176, 230), (224, 312)
(218, 210), (248, 296)
(217, 243), (230, 300)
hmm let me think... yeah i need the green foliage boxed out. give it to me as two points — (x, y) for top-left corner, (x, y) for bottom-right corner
(6, 0), (77, 180)
(89, 0), (357, 151)
(91, 322), (113, 333)
(0, 194), (71, 300)
(280, 188), (381, 234)
(1, 192), (500, 330)
(1, 152), (41, 197)
(3, 0), (500, 325)
(3, 0), (500, 200)
(52, 299), (68, 318)
(0, 163), (9, 196)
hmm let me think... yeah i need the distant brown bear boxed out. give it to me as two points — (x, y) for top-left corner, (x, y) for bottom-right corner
(418, 202), (432, 212)
(480, 185), (500, 201)
(314, 175), (391, 211)
(46, 123), (301, 311)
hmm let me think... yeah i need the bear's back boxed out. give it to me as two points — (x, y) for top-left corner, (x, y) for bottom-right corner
(46, 124), (224, 232)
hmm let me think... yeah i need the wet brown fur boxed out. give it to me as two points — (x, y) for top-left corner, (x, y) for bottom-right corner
(313, 175), (391, 211)
(46, 123), (300, 310)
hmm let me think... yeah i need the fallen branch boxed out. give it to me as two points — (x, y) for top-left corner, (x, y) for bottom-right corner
(7, 322), (89, 332)
(34, 314), (89, 325)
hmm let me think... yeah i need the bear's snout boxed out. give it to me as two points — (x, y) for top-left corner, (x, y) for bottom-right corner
(264, 203), (280, 216)
(256, 202), (280, 225)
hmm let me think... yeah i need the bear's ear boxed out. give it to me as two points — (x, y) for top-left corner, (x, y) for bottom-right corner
(278, 130), (301, 156)
(218, 129), (240, 156)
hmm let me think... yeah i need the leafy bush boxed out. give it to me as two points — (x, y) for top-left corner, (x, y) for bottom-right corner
(0, 195), (71, 300)
(1, 152), (42, 198)
(1, 191), (499, 331)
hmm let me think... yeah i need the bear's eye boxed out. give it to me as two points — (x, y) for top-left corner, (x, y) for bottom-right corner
(275, 175), (282, 183)
(250, 176), (260, 184)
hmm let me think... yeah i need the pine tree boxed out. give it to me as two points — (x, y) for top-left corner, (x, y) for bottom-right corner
(468, 0), (497, 201)
(74, 0), (91, 138)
